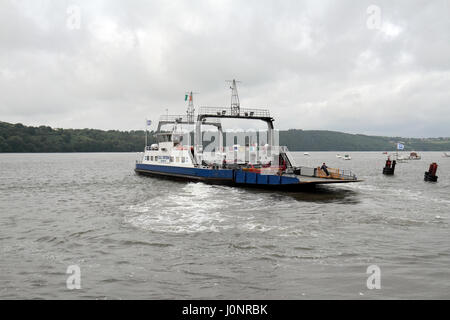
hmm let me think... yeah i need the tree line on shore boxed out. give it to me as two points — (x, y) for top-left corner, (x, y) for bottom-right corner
(1, 121), (449, 152)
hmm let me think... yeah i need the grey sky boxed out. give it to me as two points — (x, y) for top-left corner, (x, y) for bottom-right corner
(0, 0), (449, 137)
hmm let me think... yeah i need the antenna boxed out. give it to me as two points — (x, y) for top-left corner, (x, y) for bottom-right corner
(226, 79), (241, 115)
(185, 91), (198, 123)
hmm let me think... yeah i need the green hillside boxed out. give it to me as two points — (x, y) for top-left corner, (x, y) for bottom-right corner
(280, 129), (450, 151)
(0, 122), (150, 152)
(1, 121), (449, 152)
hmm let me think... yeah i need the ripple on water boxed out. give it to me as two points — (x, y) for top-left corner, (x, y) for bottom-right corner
(123, 182), (299, 234)
(124, 183), (229, 233)
(1, 152), (450, 299)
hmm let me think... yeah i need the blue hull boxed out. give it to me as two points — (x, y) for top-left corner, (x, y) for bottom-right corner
(135, 163), (301, 187)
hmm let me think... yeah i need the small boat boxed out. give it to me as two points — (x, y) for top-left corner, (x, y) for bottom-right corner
(343, 154), (352, 160)
(394, 142), (409, 162)
(390, 154), (408, 163)
(443, 152), (450, 158)
(336, 154), (342, 158)
(382, 151), (388, 155)
(304, 152), (310, 156)
(408, 152), (421, 160)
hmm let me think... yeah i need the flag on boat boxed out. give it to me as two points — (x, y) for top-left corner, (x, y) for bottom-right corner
(185, 93), (193, 101)
(185, 94), (188, 101)
(397, 143), (404, 150)
(146, 120), (152, 126)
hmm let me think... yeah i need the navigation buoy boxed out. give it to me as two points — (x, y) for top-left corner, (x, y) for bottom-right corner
(383, 158), (396, 175)
(424, 162), (438, 182)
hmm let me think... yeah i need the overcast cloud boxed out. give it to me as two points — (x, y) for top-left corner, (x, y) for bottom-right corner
(0, 0), (449, 137)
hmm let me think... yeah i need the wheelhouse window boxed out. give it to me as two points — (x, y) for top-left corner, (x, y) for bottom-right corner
(170, 156), (174, 162)
(156, 133), (172, 142)
(181, 157), (185, 163)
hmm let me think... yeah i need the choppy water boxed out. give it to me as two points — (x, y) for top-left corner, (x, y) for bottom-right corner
(0, 152), (449, 299)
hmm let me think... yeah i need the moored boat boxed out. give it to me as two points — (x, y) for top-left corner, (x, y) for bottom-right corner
(408, 152), (421, 160)
(395, 154), (409, 163)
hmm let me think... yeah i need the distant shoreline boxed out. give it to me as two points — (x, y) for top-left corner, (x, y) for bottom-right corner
(1, 151), (449, 154)
(1, 121), (450, 153)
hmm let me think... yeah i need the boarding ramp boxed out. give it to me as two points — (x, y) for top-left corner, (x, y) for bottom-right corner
(295, 166), (357, 181)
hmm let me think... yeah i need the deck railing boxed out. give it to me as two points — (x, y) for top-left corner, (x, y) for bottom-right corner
(158, 114), (222, 125)
(198, 106), (271, 118)
(316, 167), (357, 180)
(295, 166), (356, 180)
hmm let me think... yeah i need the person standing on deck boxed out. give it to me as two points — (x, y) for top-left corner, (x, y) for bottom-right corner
(321, 163), (330, 176)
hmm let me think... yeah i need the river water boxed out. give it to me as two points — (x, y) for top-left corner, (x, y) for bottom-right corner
(0, 152), (448, 299)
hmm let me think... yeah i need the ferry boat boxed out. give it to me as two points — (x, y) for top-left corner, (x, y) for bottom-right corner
(135, 80), (360, 189)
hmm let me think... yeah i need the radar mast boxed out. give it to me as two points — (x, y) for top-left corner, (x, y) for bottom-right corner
(227, 79), (241, 115)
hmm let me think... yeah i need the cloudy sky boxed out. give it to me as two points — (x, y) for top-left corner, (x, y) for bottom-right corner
(0, 0), (449, 137)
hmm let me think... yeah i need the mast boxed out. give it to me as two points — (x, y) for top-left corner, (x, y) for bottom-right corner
(227, 79), (241, 115)
(185, 91), (197, 123)
(145, 119), (151, 147)
(396, 141), (405, 160)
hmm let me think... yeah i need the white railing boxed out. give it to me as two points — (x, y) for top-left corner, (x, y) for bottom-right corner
(199, 106), (270, 118)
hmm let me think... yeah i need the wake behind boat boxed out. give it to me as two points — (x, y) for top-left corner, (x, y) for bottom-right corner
(135, 80), (361, 189)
